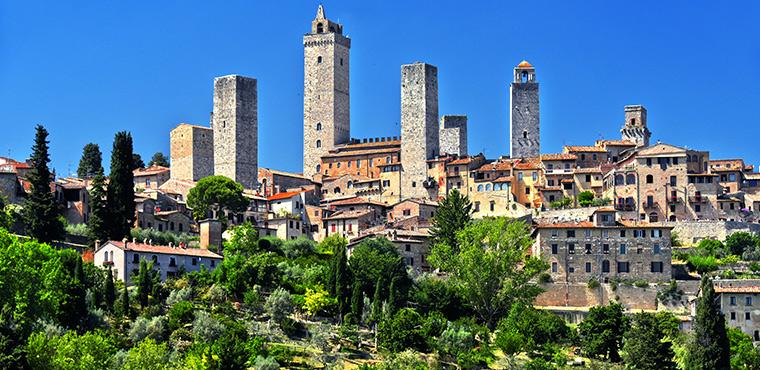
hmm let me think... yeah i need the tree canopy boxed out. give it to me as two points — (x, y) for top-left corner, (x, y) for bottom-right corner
(147, 152), (169, 167)
(186, 176), (248, 221)
(429, 188), (472, 270)
(77, 143), (104, 179)
(578, 302), (628, 362)
(23, 124), (64, 243)
(106, 131), (136, 240)
(684, 277), (731, 370)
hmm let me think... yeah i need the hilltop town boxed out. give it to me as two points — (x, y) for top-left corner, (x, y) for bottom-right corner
(1, 5), (759, 369)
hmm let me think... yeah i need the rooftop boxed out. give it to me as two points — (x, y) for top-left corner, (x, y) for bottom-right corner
(104, 240), (222, 259)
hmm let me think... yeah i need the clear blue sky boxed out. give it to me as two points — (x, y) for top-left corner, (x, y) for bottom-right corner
(1, 1), (759, 176)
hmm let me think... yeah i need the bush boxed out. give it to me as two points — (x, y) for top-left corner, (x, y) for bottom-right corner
(130, 227), (194, 247)
(686, 255), (719, 274)
(378, 308), (428, 353)
(65, 222), (90, 237)
(192, 310), (225, 342)
(251, 355), (280, 370)
(302, 286), (335, 317)
(633, 280), (649, 288)
(129, 316), (165, 344)
(538, 272), (552, 284)
(280, 237), (317, 258)
(265, 288), (293, 325)
(587, 279), (600, 289)
(166, 286), (192, 306)
(578, 191), (595, 207)
(167, 301), (195, 332)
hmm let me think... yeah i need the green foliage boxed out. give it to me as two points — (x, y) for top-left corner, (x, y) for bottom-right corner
(410, 274), (467, 321)
(578, 302), (628, 362)
(550, 196), (573, 209)
(334, 241), (352, 317)
(186, 175), (248, 221)
(265, 288), (293, 325)
(281, 237), (317, 258)
(167, 301), (195, 332)
(349, 237), (410, 306)
(670, 231), (682, 247)
(23, 125), (65, 243)
(622, 312), (678, 369)
(587, 278), (600, 289)
(684, 277), (730, 369)
(727, 327), (760, 369)
(88, 171), (109, 243)
(437, 318), (492, 367)
(136, 259), (154, 307)
(725, 232), (759, 256)
(104, 268), (116, 311)
(495, 303), (572, 357)
(578, 191), (595, 207)
(106, 131), (136, 239)
(77, 143), (104, 179)
(25, 330), (117, 370)
(378, 308), (428, 353)
(129, 316), (165, 344)
(429, 188), (472, 269)
(118, 338), (171, 370)
(132, 153), (145, 170)
(65, 222), (90, 237)
(696, 238), (727, 258)
(591, 197), (612, 207)
(686, 255), (719, 274)
(350, 282), (364, 325)
(446, 218), (547, 328)
(302, 286), (334, 317)
(192, 310), (225, 342)
(147, 152), (170, 167)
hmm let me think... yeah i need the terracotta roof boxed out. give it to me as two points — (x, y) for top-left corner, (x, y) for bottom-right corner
(517, 60), (533, 68)
(637, 143), (688, 157)
(476, 160), (514, 172)
(262, 168), (311, 181)
(574, 167), (603, 174)
(597, 140), (637, 147)
(541, 153), (577, 161)
(492, 176), (512, 183)
(323, 209), (373, 220)
(449, 157), (476, 165)
(329, 196), (386, 207)
(714, 281), (760, 294)
(535, 220), (672, 229)
(542, 186), (562, 191)
(564, 145), (608, 153)
(134, 165), (170, 177)
(321, 147), (400, 158)
(744, 173), (760, 180)
(514, 158), (541, 170)
(560, 178), (574, 183)
(394, 198), (439, 207)
(593, 207), (616, 213)
(268, 190), (304, 201)
(105, 240), (222, 258)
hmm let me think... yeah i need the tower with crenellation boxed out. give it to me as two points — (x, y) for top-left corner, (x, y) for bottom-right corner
(303, 5), (351, 179)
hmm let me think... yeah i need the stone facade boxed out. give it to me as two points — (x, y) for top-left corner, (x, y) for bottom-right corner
(212, 75), (258, 190)
(303, 5), (351, 179)
(439, 115), (467, 156)
(170, 124), (213, 182)
(400, 62), (439, 199)
(621, 105), (651, 147)
(714, 279), (760, 341)
(510, 61), (540, 158)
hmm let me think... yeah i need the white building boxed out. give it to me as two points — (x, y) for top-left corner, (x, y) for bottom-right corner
(94, 239), (223, 284)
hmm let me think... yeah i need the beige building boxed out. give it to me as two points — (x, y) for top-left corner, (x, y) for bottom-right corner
(134, 165), (170, 191)
(713, 279), (760, 341)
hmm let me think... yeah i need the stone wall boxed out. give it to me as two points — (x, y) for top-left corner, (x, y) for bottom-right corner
(672, 220), (760, 244)
(212, 75), (258, 190)
(535, 282), (659, 311)
(439, 115), (467, 156)
(0, 172), (21, 204)
(400, 63), (439, 200)
(510, 69), (540, 158)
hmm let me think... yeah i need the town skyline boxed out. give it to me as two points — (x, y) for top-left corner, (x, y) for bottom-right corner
(2, 1), (759, 175)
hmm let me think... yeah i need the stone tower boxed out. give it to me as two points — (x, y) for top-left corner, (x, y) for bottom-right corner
(510, 60), (540, 158)
(212, 75), (258, 190)
(621, 105), (651, 147)
(439, 115), (468, 156)
(303, 5), (351, 178)
(170, 124), (214, 181)
(401, 62), (439, 200)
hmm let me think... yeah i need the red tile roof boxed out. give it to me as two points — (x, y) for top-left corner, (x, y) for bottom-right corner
(267, 190), (304, 201)
(134, 165), (170, 177)
(329, 196), (387, 207)
(541, 153), (577, 161)
(106, 240), (222, 258)
(564, 145), (608, 153)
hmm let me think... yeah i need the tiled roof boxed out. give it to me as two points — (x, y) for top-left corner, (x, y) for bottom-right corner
(449, 157), (474, 165)
(134, 165), (170, 177)
(340, 139), (401, 150)
(541, 153), (577, 161)
(105, 240), (222, 258)
(321, 147), (400, 158)
(268, 190), (304, 201)
(597, 140), (637, 147)
(574, 167), (603, 174)
(535, 220), (672, 229)
(323, 209), (373, 220)
(476, 160), (514, 172)
(492, 176), (512, 183)
(637, 143), (688, 157)
(329, 196), (386, 207)
(514, 158), (541, 170)
(564, 145), (608, 153)
(517, 60), (533, 68)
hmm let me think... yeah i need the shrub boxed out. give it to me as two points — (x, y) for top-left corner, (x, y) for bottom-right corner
(166, 286), (192, 306)
(686, 255), (719, 274)
(129, 316), (165, 344)
(280, 237), (317, 258)
(251, 356), (280, 370)
(65, 222), (90, 237)
(265, 288), (294, 325)
(538, 273), (552, 284)
(633, 280), (649, 288)
(587, 279), (600, 289)
(192, 310), (224, 342)
(303, 286), (334, 317)
(378, 308), (428, 353)
(167, 301), (195, 332)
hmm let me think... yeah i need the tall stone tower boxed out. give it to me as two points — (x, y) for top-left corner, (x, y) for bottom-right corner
(510, 60), (540, 158)
(621, 105), (651, 147)
(303, 5), (351, 178)
(401, 62), (439, 200)
(212, 75), (258, 190)
(170, 124), (214, 182)
(439, 115), (468, 156)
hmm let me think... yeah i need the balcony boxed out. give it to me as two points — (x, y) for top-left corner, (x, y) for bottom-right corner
(615, 204), (634, 211)
(689, 195), (707, 203)
(642, 201), (658, 209)
(667, 196), (681, 204)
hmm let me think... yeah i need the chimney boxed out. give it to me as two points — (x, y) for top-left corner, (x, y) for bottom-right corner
(122, 237), (128, 249)
(143, 238), (148, 244)
(148, 239), (153, 246)
(169, 242), (174, 248)
(94, 240), (101, 249)
(200, 219), (222, 249)
(132, 237), (137, 244)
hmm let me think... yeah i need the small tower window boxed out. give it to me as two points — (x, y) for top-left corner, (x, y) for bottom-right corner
(316, 140), (321, 148)
(316, 122), (322, 131)
(317, 56), (322, 64)
(523, 131), (528, 139)
(316, 23), (324, 33)
(316, 164), (321, 173)
(340, 58), (344, 66)
(630, 118), (636, 125)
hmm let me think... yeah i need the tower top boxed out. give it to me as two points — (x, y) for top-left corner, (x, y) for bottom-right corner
(513, 60), (536, 83)
(310, 5), (343, 35)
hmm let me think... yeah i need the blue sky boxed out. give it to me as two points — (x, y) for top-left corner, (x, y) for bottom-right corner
(1, 1), (759, 176)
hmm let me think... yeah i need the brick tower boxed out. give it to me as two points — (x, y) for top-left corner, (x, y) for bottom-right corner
(400, 62), (439, 200)
(510, 60), (540, 158)
(303, 5), (351, 178)
(212, 75), (258, 190)
(621, 105), (651, 147)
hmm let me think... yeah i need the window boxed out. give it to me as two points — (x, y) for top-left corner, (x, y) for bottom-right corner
(490, 201), (495, 212)
(602, 260), (610, 273)
(146, 178), (151, 187)
(585, 244), (592, 254)
(746, 312), (751, 320)
(651, 262), (663, 273)
(532, 172), (538, 181)
(317, 56), (322, 63)
(133, 254), (139, 263)
(585, 262), (592, 273)
(192, 258), (197, 266)
(412, 181), (416, 187)
(316, 122), (322, 131)
(568, 243), (575, 254)
(670, 176), (677, 186)
(551, 229), (559, 237)
(316, 140), (321, 148)
(551, 262), (558, 273)
(617, 262), (630, 273)
(567, 230), (576, 238)
(169, 257), (176, 267)
(477, 184), (483, 192)
(405, 244), (411, 252)
(603, 244), (610, 254)
(569, 266), (575, 273)
(646, 174), (653, 184)
(730, 296), (737, 305)
(474, 201), (480, 212)
(653, 244), (661, 254)
(695, 204), (701, 213)
(518, 173), (523, 181)
(747, 297), (753, 306)
(211, 259), (215, 267)
(626, 174), (636, 185)
(731, 312), (736, 320)
(486, 184), (492, 191)
(619, 244), (627, 254)
(584, 230), (592, 238)
(551, 244), (558, 254)
(620, 230), (626, 237)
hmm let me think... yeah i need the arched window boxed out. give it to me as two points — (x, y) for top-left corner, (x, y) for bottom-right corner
(649, 212), (659, 222)
(493, 183), (501, 191)
(316, 140), (321, 148)
(630, 118), (636, 125)
(316, 23), (324, 33)
(334, 187), (341, 193)
(316, 122), (322, 131)
(485, 184), (492, 191)
(626, 174), (636, 185)
(347, 181), (353, 189)
(646, 174), (654, 184)
(316, 164), (321, 173)
(317, 56), (322, 64)
(477, 184), (484, 192)
(523, 131), (528, 139)
(615, 174), (624, 186)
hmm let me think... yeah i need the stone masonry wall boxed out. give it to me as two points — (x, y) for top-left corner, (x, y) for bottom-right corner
(400, 63), (439, 200)
(510, 77), (540, 158)
(170, 124), (213, 182)
(213, 75), (258, 190)
(672, 220), (760, 244)
(439, 115), (467, 156)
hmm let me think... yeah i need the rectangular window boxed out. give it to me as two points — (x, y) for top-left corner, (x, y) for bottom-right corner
(602, 230), (609, 238)
(569, 266), (575, 273)
(746, 312), (751, 320)
(731, 312), (736, 320)
(585, 262), (592, 273)
(568, 244), (575, 254)
(567, 230), (576, 238)
(730, 296), (737, 305)
(747, 297), (753, 306)
(620, 230), (626, 238)
(603, 244), (610, 254)
(551, 244), (558, 254)
(585, 244), (592, 254)
(651, 261), (663, 273)
(551, 262), (558, 273)
(653, 244), (661, 254)
(474, 202), (480, 212)
(551, 229), (559, 237)
(602, 260), (610, 273)
(617, 262), (630, 273)
(619, 244), (627, 255)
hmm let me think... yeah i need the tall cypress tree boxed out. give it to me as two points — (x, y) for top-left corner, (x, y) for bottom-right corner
(335, 244), (351, 318)
(370, 278), (383, 325)
(685, 277), (731, 370)
(106, 131), (135, 239)
(388, 277), (400, 316)
(120, 283), (130, 318)
(136, 258), (152, 308)
(23, 125), (64, 243)
(351, 283), (363, 325)
(429, 188), (472, 270)
(77, 143), (103, 179)
(104, 267), (115, 312)
(88, 169), (109, 243)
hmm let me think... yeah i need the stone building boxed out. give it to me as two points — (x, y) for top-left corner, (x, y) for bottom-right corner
(303, 5), (351, 179)
(713, 279), (760, 341)
(348, 228), (432, 273)
(533, 208), (673, 284)
(212, 75), (258, 190)
(318, 138), (400, 180)
(133, 165), (170, 191)
(55, 178), (90, 225)
(388, 198), (438, 224)
(169, 124), (213, 182)
(444, 154), (488, 197)
(510, 60), (540, 158)
(709, 159), (748, 194)
(400, 62), (439, 200)
(258, 168), (314, 197)
(621, 105), (651, 148)
(439, 115), (468, 156)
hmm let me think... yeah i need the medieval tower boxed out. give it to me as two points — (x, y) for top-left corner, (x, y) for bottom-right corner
(401, 62), (439, 199)
(439, 115), (468, 156)
(621, 105), (651, 147)
(303, 5), (351, 178)
(212, 75), (258, 190)
(510, 60), (540, 158)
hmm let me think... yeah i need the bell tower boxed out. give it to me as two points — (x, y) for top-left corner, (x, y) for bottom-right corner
(303, 5), (351, 178)
(621, 105), (650, 147)
(510, 60), (540, 158)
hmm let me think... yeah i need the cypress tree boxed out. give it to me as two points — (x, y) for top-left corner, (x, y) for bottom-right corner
(106, 131), (135, 239)
(77, 143), (103, 179)
(120, 283), (130, 318)
(335, 244), (351, 318)
(23, 125), (64, 243)
(104, 267), (115, 312)
(371, 278), (383, 324)
(685, 276), (731, 370)
(351, 283), (363, 325)
(137, 258), (151, 308)
(88, 169), (109, 243)
(388, 277), (400, 315)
